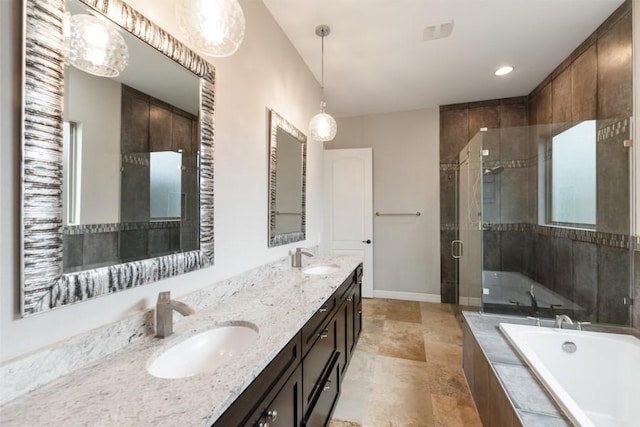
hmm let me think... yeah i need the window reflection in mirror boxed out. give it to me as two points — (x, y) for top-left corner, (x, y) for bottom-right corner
(550, 121), (596, 227)
(150, 151), (183, 220)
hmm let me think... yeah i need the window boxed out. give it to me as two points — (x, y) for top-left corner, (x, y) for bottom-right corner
(550, 121), (596, 227)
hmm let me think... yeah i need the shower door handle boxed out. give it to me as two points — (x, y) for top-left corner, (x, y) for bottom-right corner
(451, 240), (463, 259)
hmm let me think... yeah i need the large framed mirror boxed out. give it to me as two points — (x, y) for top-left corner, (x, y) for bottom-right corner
(268, 110), (307, 247)
(21, 0), (215, 316)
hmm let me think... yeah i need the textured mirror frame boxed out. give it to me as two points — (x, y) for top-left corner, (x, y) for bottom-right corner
(268, 110), (307, 247)
(21, 0), (215, 316)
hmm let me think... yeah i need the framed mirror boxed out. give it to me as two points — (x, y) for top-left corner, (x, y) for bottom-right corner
(21, 0), (215, 316)
(268, 110), (307, 247)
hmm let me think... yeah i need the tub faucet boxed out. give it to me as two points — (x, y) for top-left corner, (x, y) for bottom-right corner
(156, 291), (196, 338)
(526, 287), (539, 317)
(291, 248), (313, 268)
(554, 314), (573, 329)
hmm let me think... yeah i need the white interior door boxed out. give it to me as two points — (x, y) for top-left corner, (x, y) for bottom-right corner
(323, 148), (373, 297)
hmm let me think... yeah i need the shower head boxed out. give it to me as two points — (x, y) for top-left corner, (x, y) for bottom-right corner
(483, 166), (505, 176)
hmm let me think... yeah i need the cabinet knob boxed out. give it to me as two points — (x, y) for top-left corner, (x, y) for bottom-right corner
(319, 328), (329, 339)
(267, 410), (278, 422)
(346, 295), (353, 302)
(259, 423), (269, 427)
(319, 304), (328, 313)
(324, 378), (332, 391)
(357, 309), (362, 315)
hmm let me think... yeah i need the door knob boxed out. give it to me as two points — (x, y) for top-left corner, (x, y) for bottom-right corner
(362, 239), (372, 244)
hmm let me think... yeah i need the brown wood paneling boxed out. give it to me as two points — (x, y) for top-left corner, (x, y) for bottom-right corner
(597, 12), (633, 120)
(571, 44), (597, 122)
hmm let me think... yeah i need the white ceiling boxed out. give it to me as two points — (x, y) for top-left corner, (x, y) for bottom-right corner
(261, 0), (625, 118)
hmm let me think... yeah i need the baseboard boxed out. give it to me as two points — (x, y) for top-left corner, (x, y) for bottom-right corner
(372, 290), (441, 303)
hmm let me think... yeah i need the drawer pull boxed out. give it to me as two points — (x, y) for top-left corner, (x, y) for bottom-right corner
(267, 410), (278, 422)
(346, 295), (353, 302)
(324, 379), (332, 391)
(319, 305), (328, 313)
(357, 309), (362, 315)
(319, 328), (329, 339)
(259, 423), (269, 427)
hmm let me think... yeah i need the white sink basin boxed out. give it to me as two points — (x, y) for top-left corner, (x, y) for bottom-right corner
(147, 324), (258, 379)
(303, 264), (340, 275)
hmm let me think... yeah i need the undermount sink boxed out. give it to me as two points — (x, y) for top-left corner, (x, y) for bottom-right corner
(303, 264), (340, 275)
(147, 324), (258, 379)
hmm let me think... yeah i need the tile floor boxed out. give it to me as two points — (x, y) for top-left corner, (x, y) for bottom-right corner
(329, 298), (482, 427)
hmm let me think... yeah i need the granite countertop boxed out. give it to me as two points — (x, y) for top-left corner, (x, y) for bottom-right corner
(0, 255), (362, 426)
(462, 311), (640, 427)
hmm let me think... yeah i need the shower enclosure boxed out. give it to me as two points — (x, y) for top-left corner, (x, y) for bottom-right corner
(453, 118), (633, 326)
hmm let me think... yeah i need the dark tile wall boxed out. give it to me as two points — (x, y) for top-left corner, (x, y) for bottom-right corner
(438, 1), (633, 324)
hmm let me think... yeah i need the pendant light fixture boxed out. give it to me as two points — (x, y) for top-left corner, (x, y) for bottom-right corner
(309, 25), (337, 142)
(64, 13), (129, 78)
(175, 0), (246, 57)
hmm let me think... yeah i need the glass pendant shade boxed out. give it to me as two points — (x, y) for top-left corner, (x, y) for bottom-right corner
(175, 0), (246, 57)
(65, 14), (129, 78)
(309, 111), (337, 142)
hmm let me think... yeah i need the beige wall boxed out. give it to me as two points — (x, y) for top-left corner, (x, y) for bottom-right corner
(0, 0), (322, 361)
(329, 108), (441, 299)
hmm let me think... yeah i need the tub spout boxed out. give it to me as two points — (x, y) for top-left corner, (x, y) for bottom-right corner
(554, 314), (573, 329)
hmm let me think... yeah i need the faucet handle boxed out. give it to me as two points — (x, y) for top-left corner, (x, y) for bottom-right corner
(576, 321), (591, 331)
(526, 316), (541, 327)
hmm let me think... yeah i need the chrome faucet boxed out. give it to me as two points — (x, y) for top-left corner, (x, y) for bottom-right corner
(291, 248), (313, 268)
(554, 314), (573, 329)
(526, 286), (539, 317)
(155, 291), (196, 338)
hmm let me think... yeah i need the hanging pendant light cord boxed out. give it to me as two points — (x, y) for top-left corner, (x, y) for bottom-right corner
(321, 32), (325, 102)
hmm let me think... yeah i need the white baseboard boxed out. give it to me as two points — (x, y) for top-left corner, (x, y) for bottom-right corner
(372, 290), (441, 303)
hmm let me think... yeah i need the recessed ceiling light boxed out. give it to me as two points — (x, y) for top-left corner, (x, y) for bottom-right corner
(495, 66), (514, 76)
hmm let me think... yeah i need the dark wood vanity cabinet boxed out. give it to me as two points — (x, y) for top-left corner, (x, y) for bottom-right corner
(212, 263), (363, 427)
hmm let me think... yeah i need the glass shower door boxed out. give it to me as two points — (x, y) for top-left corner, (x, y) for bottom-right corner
(458, 132), (483, 306)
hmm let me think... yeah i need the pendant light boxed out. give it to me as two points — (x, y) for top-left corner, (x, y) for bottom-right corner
(309, 25), (337, 142)
(175, 0), (246, 57)
(64, 13), (129, 78)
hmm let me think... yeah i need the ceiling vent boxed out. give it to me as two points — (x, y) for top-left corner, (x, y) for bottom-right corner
(423, 20), (454, 41)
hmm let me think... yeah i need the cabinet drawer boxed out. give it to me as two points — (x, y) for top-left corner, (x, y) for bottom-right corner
(213, 333), (302, 427)
(302, 315), (337, 411)
(302, 295), (337, 356)
(252, 364), (302, 427)
(302, 353), (341, 427)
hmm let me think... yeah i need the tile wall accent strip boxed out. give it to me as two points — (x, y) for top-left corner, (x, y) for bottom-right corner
(597, 118), (629, 142)
(121, 153), (149, 167)
(480, 223), (630, 249)
(21, 0), (215, 315)
(439, 163), (458, 171)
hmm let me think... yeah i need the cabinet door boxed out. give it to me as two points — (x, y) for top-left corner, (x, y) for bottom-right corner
(336, 300), (348, 378)
(346, 288), (355, 360)
(255, 364), (302, 427)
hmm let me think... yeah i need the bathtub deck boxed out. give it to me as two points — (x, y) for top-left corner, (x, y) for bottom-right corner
(461, 311), (640, 427)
